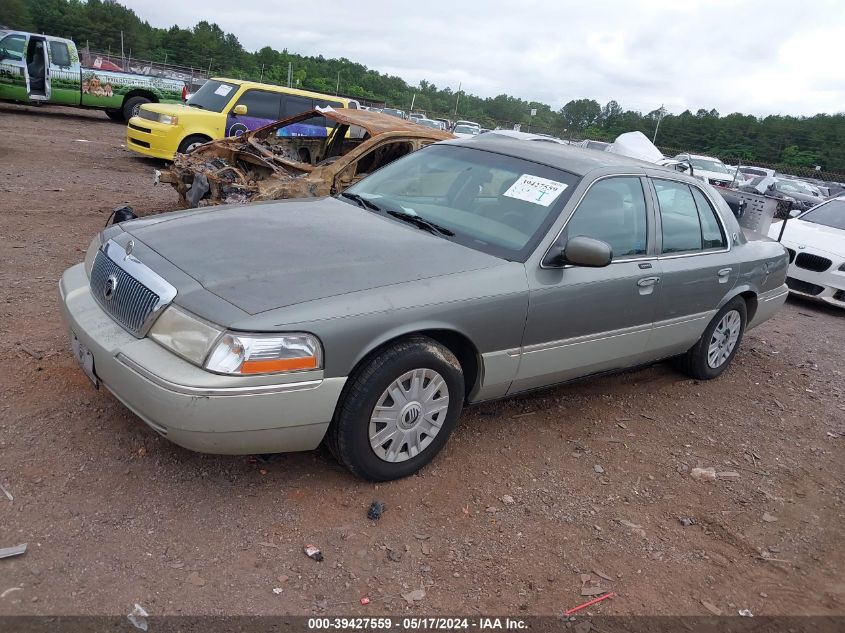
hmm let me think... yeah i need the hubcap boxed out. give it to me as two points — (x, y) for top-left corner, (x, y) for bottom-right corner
(369, 368), (449, 463)
(185, 142), (202, 152)
(707, 310), (742, 368)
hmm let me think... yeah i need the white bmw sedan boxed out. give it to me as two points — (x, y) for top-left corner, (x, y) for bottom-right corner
(769, 197), (845, 308)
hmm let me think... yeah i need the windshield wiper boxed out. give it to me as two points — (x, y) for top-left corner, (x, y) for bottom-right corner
(340, 191), (381, 212)
(385, 209), (454, 236)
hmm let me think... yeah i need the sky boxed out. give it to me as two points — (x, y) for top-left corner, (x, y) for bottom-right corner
(121, 0), (845, 117)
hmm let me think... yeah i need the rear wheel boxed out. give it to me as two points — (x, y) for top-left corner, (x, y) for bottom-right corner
(676, 297), (747, 380)
(327, 336), (464, 481)
(177, 134), (211, 155)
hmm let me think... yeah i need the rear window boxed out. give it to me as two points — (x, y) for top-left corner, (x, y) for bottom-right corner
(49, 41), (71, 67)
(186, 80), (239, 113)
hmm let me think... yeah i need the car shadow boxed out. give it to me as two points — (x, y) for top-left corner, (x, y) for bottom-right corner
(786, 294), (844, 318)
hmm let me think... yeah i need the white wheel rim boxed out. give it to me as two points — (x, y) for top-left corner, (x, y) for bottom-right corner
(185, 141), (203, 152)
(707, 310), (742, 369)
(369, 368), (449, 463)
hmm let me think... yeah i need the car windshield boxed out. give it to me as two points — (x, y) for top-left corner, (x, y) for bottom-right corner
(689, 158), (730, 174)
(416, 119), (441, 129)
(382, 108), (404, 118)
(186, 80), (239, 112)
(341, 144), (579, 260)
(798, 199), (845, 230)
(454, 125), (479, 135)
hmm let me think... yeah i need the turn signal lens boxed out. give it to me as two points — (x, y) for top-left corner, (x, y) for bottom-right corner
(158, 113), (178, 125)
(204, 333), (321, 375)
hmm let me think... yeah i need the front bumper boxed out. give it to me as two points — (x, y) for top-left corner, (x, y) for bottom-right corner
(782, 245), (845, 309)
(126, 116), (182, 160)
(59, 263), (345, 454)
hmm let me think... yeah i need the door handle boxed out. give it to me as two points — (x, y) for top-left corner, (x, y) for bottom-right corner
(717, 268), (732, 277)
(637, 276), (660, 287)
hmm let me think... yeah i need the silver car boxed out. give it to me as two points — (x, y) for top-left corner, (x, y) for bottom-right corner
(59, 137), (789, 480)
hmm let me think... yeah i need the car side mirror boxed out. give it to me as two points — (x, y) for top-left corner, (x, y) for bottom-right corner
(232, 104), (248, 116)
(543, 235), (613, 268)
(788, 209), (802, 218)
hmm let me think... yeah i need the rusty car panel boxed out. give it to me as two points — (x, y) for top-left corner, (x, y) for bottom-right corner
(158, 108), (454, 206)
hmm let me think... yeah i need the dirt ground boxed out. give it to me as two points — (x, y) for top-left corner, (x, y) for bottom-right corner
(0, 103), (843, 618)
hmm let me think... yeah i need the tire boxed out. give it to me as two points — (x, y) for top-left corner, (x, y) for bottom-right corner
(105, 109), (123, 122)
(676, 297), (748, 380)
(327, 336), (465, 481)
(122, 95), (151, 122)
(177, 134), (211, 155)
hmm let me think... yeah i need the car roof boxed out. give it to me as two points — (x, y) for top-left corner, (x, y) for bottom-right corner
(309, 107), (454, 139)
(445, 134), (673, 177)
(209, 77), (357, 103)
(679, 153), (722, 161)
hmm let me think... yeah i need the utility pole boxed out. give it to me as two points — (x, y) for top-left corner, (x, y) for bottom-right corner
(454, 82), (462, 117)
(410, 93), (416, 112)
(259, 63), (264, 82)
(652, 104), (667, 144)
(287, 62), (292, 87)
(335, 71), (340, 95)
(207, 57), (213, 77)
(120, 30), (125, 61)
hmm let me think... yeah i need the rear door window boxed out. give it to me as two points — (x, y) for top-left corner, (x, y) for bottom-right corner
(653, 180), (703, 253)
(234, 90), (282, 121)
(690, 187), (726, 249)
(48, 41), (71, 67)
(281, 94), (313, 119)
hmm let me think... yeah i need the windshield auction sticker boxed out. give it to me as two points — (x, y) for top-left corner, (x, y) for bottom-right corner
(503, 174), (568, 206)
(214, 84), (233, 96)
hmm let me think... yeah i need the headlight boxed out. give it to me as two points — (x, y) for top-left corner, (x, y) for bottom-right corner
(149, 306), (223, 365)
(205, 333), (322, 375)
(158, 113), (178, 125)
(84, 233), (102, 278)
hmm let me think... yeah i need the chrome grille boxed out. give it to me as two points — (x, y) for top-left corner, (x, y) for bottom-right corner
(90, 251), (160, 336)
(794, 252), (831, 272)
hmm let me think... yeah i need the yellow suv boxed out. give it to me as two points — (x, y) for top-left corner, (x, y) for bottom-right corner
(126, 78), (359, 160)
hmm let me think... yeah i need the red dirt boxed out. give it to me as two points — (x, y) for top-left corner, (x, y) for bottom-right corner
(0, 103), (842, 617)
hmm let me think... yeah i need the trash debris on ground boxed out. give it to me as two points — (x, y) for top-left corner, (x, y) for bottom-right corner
(738, 609), (754, 617)
(360, 597), (370, 605)
(127, 603), (149, 631)
(593, 569), (614, 582)
(580, 586), (609, 596)
(0, 544), (27, 559)
(272, 587), (283, 595)
(17, 344), (42, 361)
(367, 501), (385, 520)
(0, 587), (22, 599)
(679, 517), (695, 527)
(564, 591), (615, 616)
(593, 464), (605, 474)
(701, 599), (722, 615)
(304, 544), (324, 562)
(717, 471), (741, 479)
(762, 512), (778, 523)
(401, 589), (426, 604)
(413, 533), (430, 540)
(691, 467), (717, 481)
(618, 519), (646, 537)
(0, 483), (12, 502)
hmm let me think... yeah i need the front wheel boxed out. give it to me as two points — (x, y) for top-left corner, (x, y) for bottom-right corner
(676, 297), (748, 380)
(327, 336), (464, 481)
(177, 134), (211, 155)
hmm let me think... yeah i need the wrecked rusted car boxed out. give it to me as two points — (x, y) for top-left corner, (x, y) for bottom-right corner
(158, 108), (454, 206)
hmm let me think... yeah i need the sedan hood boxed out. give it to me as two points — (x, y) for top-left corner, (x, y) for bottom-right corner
(768, 219), (845, 257)
(122, 197), (504, 315)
